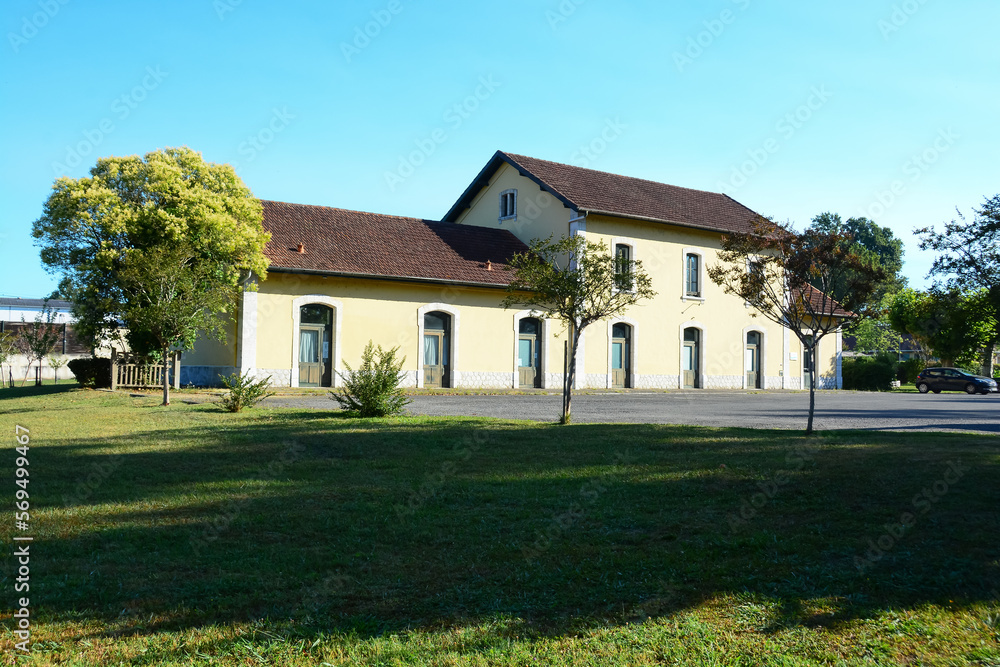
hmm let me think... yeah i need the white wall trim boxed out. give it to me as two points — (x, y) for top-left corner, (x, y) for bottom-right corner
(679, 321), (707, 389)
(290, 295), (344, 389)
(237, 284), (258, 377)
(607, 317), (639, 388)
(782, 324), (791, 389)
(741, 325), (768, 390)
(512, 310), (550, 389)
(836, 328), (844, 390)
(681, 247), (707, 301)
(417, 303), (461, 389)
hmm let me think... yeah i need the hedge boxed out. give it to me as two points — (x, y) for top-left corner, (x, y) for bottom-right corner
(842, 353), (896, 392)
(67, 357), (112, 388)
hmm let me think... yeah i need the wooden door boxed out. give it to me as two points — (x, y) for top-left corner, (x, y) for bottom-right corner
(423, 332), (448, 388)
(745, 332), (760, 389)
(683, 342), (697, 388)
(298, 325), (325, 387)
(518, 318), (541, 389)
(518, 336), (540, 388)
(682, 327), (700, 389)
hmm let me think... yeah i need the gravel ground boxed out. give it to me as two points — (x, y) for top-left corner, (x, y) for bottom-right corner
(262, 390), (1000, 433)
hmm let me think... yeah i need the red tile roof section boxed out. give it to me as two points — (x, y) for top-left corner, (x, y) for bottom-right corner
(262, 200), (528, 286)
(500, 152), (761, 234)
(791, 285), (854, 318)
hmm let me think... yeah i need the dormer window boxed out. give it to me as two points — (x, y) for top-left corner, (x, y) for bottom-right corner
(499, 189), (517, 221)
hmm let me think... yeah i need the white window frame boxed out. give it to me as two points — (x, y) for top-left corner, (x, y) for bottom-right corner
(744, 255), (767, 308)
(417, 303), (461, 389)
(607, 317), (638, 389)
(512, 310), (550, 389)
(499, 189), (517, 222)
(611, 238), (636, 293)
(678, 321), (707, 389)
(681, 248), (705, 302)
(290, 295), (344, 389)
(742, 326), (768, 390)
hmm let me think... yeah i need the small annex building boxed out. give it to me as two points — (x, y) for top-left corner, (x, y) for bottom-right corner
(183, 151), (848, 390)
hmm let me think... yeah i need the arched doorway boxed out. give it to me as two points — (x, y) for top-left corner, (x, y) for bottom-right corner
(518, 318), (542, 388)
(299, 304), (333, 387)
(746, 331), (761, 389)
(423, 311), (451, 388)
(612, 323), (632, 389)
(683, 327), (700, 389)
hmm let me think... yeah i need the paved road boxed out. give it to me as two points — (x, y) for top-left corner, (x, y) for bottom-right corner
(264, 390), (1000, 433)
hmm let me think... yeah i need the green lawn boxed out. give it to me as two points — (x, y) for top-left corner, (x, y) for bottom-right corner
(1, 387), (998, 666)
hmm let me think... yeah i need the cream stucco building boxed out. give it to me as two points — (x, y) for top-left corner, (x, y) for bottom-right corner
(183, 151), (847, 391)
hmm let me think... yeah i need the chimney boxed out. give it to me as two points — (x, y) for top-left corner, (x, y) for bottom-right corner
(297, 243), (305, 254)
(485, 260), (492, 271)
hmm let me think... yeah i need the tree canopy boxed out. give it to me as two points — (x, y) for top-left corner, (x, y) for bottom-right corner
(709, 216), (888, 434)
(887, 287), (995, 370)
(808, 212), (906, 301)
(501, 235), (655, 424)
(918, 194), (1000, 374)
(32, 147), (271, 403)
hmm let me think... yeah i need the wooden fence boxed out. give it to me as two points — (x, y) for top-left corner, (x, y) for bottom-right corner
(110, 350), (181, 390)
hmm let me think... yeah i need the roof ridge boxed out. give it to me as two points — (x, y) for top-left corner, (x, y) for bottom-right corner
(261, 199), (432, 224)
(500, 151), (734, 200)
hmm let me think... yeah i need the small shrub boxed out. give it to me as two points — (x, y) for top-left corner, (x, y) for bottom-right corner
(843, 353), (897, 391)
(219, 372), (275, 413)
(67, 357), (112, 388)
(331, 342), (411, 417)
(897, 358), (924, 384)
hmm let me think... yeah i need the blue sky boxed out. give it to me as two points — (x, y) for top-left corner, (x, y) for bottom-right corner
(2, 0), (997, 298)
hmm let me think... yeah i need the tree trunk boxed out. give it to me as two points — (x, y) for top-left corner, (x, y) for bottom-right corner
(561, 323), (581, 425)
(806, 343), (817, 436)
(21, 357), (34, 387)
(162, 347), (170, 406)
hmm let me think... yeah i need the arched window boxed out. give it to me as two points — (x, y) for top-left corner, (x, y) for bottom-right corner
(518, 317), (542, 388)
(682, 327), (701, 389)
(746, 331), (762, 389)
(298, 304), (334, 387)
(611, 323), (632, 388)
(423, 311), (452, 388)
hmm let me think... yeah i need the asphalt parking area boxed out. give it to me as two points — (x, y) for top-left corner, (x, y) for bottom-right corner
(263, 390), (1000, 433)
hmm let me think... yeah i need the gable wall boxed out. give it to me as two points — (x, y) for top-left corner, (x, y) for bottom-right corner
(453, 162), (573, 246)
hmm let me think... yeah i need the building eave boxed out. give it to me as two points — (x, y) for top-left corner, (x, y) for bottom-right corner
(267, 265), (511, 290)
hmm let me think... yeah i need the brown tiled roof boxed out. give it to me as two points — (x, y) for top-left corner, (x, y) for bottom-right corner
(443, 151), (761, 234)
(262, 200), (528, 286)
(791, 285), (854, 318)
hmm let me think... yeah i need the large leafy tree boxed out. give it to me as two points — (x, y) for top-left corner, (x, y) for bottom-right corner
(33, 147), (270, 404)
(708, 216), (888, 434)
(501, 235), (655, 424)
(808, 212), (906, 301)
(887, 287), (994, 369)
(918, 195), (1000, 375)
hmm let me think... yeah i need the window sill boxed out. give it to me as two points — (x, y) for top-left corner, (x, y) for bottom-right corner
(499, 216), (517, 223)
(681, 295), (705, 303)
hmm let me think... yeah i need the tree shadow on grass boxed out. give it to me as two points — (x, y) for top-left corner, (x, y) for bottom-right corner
(15, 417), (1000, 646)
